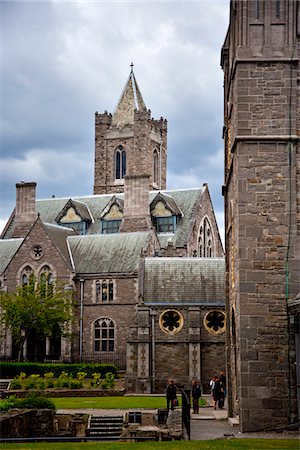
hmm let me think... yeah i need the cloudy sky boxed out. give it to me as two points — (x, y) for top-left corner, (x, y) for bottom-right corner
(1, 0), (229, 240)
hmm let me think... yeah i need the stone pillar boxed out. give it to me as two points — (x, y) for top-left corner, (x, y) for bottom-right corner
(188, 308), (201, 382)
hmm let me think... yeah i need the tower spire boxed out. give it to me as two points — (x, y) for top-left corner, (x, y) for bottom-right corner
(112, 65), (146, 127)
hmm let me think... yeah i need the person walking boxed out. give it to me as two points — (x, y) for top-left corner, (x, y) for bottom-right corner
(166, 379), (177, 410)
(191, 379), (202, 414)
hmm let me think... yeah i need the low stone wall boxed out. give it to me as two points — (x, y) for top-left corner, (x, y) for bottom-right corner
(121, 409), (183, 441)
(0, 409), (54, 438)
(2, 388), (125, 398)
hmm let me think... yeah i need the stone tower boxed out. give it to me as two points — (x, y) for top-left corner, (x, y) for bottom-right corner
(221, 0), (299, 432)
(93, 65), (167, 195)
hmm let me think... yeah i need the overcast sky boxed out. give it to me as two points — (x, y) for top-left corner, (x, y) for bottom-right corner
(1, 0), (229, 240)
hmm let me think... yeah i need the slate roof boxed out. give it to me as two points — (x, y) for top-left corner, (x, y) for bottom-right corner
(0, 238), (23, 273)
(67, 231), (152, 274)
(2, 188), (204, 249)
(143, 257), (225, 305)
(43, 223), (77, 268)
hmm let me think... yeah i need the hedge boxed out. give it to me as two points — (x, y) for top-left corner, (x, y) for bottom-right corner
(0, 363), (117, 379)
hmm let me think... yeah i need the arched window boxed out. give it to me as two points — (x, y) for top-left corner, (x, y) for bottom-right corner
(115, 145), (126, 180)
(153, 150), (159, 184)
(40, 265), (53, 295)
(21, 266), (33, 286)
(198, 217), (214, 257)
(94, 318), (115, 352)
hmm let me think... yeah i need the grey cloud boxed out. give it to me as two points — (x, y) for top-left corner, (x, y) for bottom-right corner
(1, 0), (229, 239)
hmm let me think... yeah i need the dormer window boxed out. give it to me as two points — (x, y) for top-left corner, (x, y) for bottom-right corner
(115, 145), (126, 180)
(153, 216), (177, 233)
(100, 197), (124, 234)
(150, 195), (182, 234)
(55, 199), (92, 235)
(101, 219), (121, 234)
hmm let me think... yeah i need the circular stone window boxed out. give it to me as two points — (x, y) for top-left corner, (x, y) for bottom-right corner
(159, 309), (183, 335)
(204, 310), (226, 335)
(31, 245), (43, 260)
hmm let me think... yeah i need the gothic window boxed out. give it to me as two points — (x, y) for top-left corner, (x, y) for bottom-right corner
(255, 0), (260, 19)
(153, 150), (159, 184)
(21, 266), (34, 286)
(95, 280), (114, 303)
(115, 145), (126, 180)
(198, 217), (214, 257)
(94, 318), (115, 352)
(40, 266), (53, 287)
(159, 309), (184, 335)
(275, 0), (280, 18)
(204, 310), (226, 335)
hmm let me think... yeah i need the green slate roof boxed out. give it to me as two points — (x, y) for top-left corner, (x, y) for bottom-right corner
(143, 257), (225, 305)
(43, 223), (76, 268)
(3, 188), (204, 249)
(68, 232), (152, 274)
(0, 238), (23, 273)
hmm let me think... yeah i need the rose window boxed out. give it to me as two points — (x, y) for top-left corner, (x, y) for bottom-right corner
(204, 310), (226, 334)
(159, 309), (183, 335)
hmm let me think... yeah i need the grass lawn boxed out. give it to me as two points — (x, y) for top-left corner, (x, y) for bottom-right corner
(0, 439), (298, 449)
(52, 396), (174, 409)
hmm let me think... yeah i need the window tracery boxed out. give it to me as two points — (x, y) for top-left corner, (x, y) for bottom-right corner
(21, 266), (34, 286)
(95, 280), (114, 303)
(198, 217), (214, 257)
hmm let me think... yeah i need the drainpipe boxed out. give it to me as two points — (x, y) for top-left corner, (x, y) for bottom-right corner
(79, 279), (84, 363)
(150, 309), (157, 393)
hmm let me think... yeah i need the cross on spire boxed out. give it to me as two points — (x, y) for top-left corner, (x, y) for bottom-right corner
(130, 62), (134, 72)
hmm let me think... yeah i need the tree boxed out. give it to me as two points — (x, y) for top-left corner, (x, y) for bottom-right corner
(0, 277), (74, 361)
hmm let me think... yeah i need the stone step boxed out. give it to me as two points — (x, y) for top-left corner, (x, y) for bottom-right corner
(87, 415), (123, 439)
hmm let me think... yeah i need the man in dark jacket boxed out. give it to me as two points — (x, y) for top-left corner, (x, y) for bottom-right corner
(191, 379), (202, 414)
(166, 379), (177, 410)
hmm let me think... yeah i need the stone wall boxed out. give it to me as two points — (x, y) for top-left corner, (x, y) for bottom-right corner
(222, 0), (299, 432)
(0, 409), (54, 438)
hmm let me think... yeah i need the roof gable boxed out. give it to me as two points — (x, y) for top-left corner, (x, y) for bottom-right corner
(55, 199), (93, 223)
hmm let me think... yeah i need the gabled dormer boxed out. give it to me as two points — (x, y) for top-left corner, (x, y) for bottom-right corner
(55, 199), (93, 235)
(99, 196), (124, 234)
(150, 192), (182, 233)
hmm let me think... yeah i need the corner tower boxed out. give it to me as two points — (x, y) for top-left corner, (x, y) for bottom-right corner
(221, 1), (299, 432)
(93, 65), (167, 194)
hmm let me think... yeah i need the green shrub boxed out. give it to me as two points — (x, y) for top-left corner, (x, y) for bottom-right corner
(0, 396), (17, 411)
(0, 362), (117, 379)
(0, 393), (55, 411)
(100, 372), (115, 389)
(9, 379), (22, 389)
(90, 372), (101, 388)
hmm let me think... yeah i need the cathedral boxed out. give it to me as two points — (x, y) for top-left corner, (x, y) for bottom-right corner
(2, 0), (298, 431)
(0, 66), (225, 393)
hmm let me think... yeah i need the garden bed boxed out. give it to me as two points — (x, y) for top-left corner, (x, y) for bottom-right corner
(2, 388), (125, 399)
